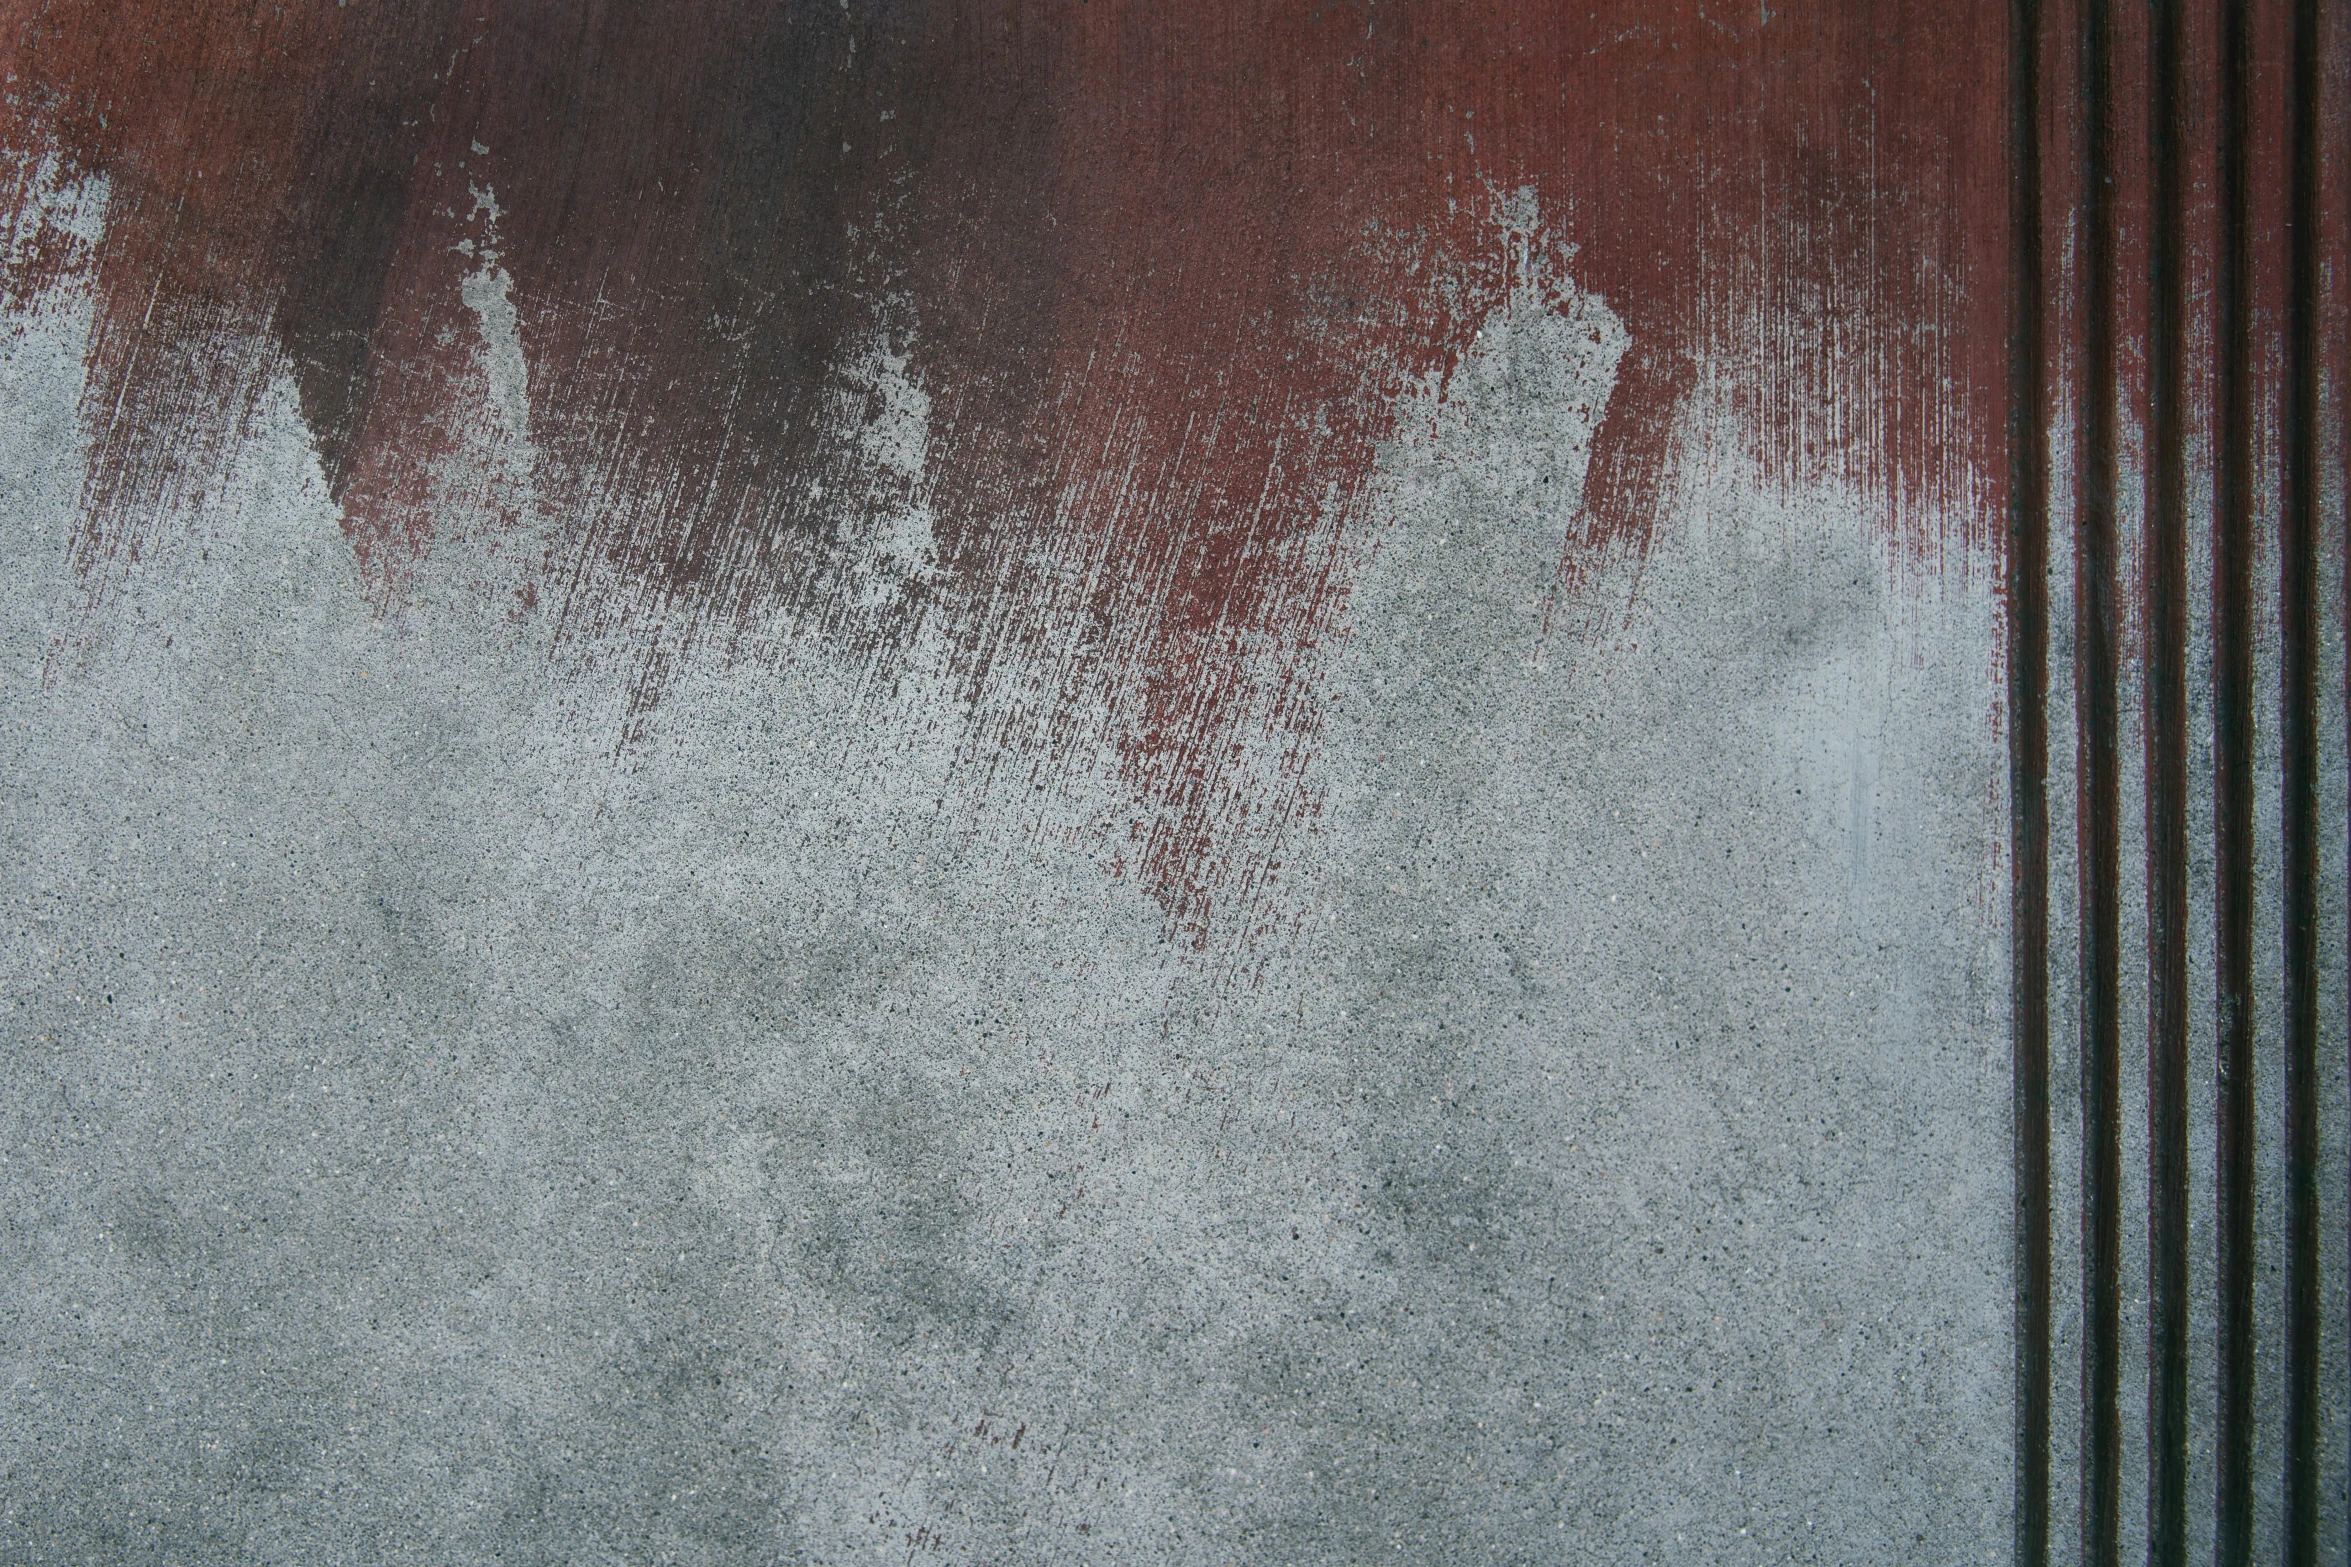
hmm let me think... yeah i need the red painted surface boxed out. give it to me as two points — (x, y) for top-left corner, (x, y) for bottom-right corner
(1, 1), (2006, 935)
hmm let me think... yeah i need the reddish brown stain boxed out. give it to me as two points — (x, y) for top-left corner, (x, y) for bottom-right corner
(2, 1), (2007, 939)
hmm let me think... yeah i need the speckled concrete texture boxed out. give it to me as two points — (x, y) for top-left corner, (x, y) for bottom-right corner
(0, 225), (2063, 1565)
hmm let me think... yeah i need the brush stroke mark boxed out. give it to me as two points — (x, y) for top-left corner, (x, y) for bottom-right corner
(0, 1), (2010, 943)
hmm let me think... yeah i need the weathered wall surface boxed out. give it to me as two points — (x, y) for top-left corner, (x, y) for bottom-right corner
(0, 207), (2020, 1566)
(0, 4), (2338, 1564)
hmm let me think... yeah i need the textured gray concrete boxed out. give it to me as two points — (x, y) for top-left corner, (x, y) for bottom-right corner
(0, 240), (2099, 1564)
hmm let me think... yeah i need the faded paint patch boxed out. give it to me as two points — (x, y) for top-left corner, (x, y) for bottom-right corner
(0, 0), (2009, 945)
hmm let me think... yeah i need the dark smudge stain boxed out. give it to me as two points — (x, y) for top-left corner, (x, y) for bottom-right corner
(1, 1), (2005, 941)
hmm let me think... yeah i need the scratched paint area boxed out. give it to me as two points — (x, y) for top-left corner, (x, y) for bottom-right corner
(0, 0), (2004, 947)
(0, 6), (2039, 1560)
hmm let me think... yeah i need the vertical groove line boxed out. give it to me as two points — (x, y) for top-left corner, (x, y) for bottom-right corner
(2141, 0), (2191, 1560)
(2279, 0), (2321, 1557)
(2075, 0), (2122, 1557)
(2011, 0), (2053, 1560)
(2212, 0), (2258, 1556)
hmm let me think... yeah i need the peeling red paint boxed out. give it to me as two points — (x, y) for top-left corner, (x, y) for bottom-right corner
(1, 1), (2007, 940)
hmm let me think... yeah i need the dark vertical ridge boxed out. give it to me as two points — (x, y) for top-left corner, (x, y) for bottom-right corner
(2277, 0), (2321, 1558)
(2141, 0), (2191, 1561)
(2211, 0), (2258, 1558)
(2011, 0), (2053, 1560)
(2074, 0), (2122, 1558)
